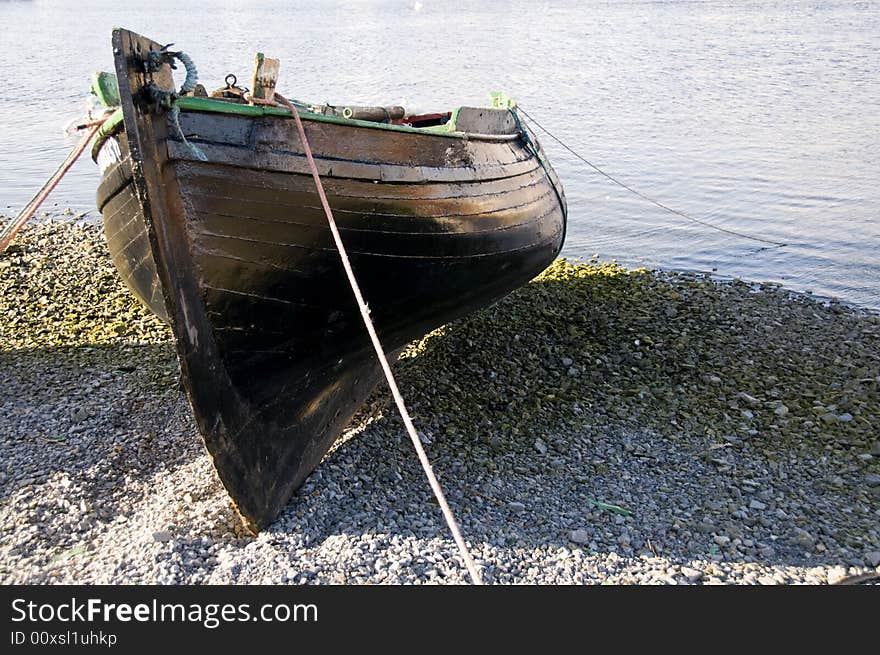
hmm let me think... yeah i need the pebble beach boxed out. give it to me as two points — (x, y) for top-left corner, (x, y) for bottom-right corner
(1, 219), (878, 585)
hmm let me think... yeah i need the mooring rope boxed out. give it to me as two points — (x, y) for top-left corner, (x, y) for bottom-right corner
(273, 92), (483, 585)
(168, 104), (208, 162)
(0, 116), (109, 253)
(146, 47), (208, 162)
(509, 107), (567, 221)
(147, 45), (199, 96)
(516, 106), (787, 248)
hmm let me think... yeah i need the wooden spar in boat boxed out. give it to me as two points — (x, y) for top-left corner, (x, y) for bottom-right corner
(309, 104), (406, 122)
(93, 29), (566, 531)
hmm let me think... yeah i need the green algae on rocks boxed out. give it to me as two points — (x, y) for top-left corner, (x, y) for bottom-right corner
(397, 258), (879, 458)
(3, 221), (878, 462)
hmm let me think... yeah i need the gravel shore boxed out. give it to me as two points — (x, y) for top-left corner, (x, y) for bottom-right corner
(1, 220), (878, 584)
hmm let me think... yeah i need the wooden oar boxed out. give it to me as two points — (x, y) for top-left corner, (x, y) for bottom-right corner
(0, 119), (106, 252)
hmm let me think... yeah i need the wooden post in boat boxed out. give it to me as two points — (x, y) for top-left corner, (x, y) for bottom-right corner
(251, 53), (280, 102)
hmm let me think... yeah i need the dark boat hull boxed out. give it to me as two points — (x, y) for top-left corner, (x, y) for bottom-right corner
(96, 29), (566, 530)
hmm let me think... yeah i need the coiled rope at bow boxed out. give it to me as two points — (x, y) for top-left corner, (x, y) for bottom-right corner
(0, 114), (111, 253)
(147, 46), (208, 162)
(268, 91), (483, 585)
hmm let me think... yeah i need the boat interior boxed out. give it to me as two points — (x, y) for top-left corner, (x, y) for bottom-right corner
(89, 49), (519, 157)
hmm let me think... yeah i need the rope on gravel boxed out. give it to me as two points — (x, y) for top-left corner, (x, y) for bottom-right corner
(273, 91), (484, 585)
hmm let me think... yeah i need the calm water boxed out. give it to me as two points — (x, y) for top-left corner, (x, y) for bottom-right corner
(2, 0), (878, 306)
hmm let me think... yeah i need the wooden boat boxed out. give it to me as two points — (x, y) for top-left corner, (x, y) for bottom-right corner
(92, 29), (567, 531)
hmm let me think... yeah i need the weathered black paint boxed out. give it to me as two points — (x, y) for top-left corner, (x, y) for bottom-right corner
(96, 29), (566, 531)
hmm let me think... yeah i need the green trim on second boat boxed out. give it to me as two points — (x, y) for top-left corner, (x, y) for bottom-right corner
(91, 72), (122, 108)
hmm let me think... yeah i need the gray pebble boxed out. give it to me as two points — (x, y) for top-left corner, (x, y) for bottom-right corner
(827, 566), (848, 585)
(864, 551), (880, 568)
(692, 520), (714, 534)
(737, 392), (762, 406)
(792, 527), (814, 547)
(680, 566), (703, 582)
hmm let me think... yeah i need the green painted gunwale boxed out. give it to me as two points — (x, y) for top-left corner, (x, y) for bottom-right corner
(91, 98), (498, 160)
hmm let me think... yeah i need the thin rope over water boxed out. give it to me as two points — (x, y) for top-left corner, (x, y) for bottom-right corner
(274, 92), (483, 585)
(517, 106), (787, 248)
